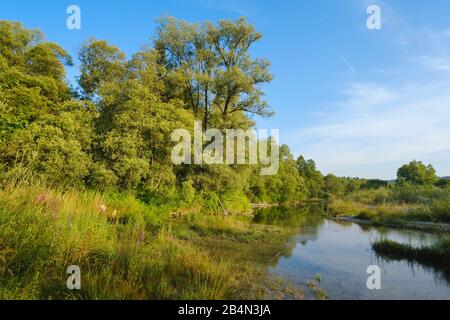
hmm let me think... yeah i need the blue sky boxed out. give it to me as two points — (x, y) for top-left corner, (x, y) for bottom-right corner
(1, 0), (450, 179)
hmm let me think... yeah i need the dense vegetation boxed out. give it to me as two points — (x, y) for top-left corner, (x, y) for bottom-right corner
(0, 18), (315, 210)
(0, 18), (312, 299)
(372, 237), (450, 268)
(326, 161), (450, 227)
(0, 185), (307, 299)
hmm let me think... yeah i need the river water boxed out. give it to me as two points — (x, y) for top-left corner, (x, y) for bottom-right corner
(253, 206), (450, 300)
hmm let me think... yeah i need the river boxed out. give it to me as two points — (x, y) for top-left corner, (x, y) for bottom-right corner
(253, 206), (450, 300)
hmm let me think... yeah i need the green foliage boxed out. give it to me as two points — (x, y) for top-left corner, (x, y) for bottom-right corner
(373, 237), (450, 267)
(78, 38), (127, 98)
(296, 156), (324, 199)
(323, 174), (346, 197)
(397, 160), (438, 186)
(0, 21), (72, 145)
(347, 188), (391, 205)
(435, 178), (450, 188)
(0, 18), (312, 209)
(248, 145), (307, 204)
(361, 179), (388, 189)
(390, 183), (448, 204)
(156, 16), (273, 130)
(0, 100), (97, 187)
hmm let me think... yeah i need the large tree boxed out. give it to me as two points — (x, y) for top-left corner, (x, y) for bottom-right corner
(0, 21), (95, 187)
(78, 39), (194, 192)
(155, 16), (273, 130)
(397, 160), (438, 186)
(297, 156), (324, 198)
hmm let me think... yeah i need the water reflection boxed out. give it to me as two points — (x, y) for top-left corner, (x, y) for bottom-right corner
(253, 206), (450, 300)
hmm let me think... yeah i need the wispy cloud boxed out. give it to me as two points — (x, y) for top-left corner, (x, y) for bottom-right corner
(415, 56), (450, 71)
(286, 1), (450, 179)
(287, 81), (450, 179)
(339, 53), (357, 77)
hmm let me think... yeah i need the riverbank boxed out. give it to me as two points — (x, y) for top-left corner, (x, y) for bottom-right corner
(328, 199), (450, 233)
(0, 186), (303, 300)
(333, 216), (450, 233)
(372, 237), (450, 268)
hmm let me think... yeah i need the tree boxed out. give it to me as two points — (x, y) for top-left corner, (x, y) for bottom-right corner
(155, 16), (273, 130)
(0, 21), (73, 141)
(78, 39), (195, 193)
(248, 145), (307, 204)
(435, 178), (450, 189)
(323, 174), (346, 197)
(362, 179), (388, 189)
(397, 160), (438, 186)
(0, 100), (96, 187)
(0, 21), (88, 186)
(0, 18), (313, 207)
(296, 156), (324, 198)
(78, 38), (127, 98)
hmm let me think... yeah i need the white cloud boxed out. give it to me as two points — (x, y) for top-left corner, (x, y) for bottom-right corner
(337, 82), (397, 110)
(415, 56), (450, 71)
(287, 82), (450, 179)
(284, 2), (450, 179)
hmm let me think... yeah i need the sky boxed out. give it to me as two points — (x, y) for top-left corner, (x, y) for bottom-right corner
(1, 0), (450, 179)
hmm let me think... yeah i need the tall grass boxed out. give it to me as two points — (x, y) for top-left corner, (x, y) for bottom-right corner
(372, 236), (450, 267)
(0, 186), (235, 299)
(0, 185), (298, 300)
(330, 185), (450, 224)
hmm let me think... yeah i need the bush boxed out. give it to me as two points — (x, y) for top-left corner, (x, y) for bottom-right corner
(406, 205), (433, 222)
(349, 188), (391, 205)
(430, 199), (450, 223)
(390, 184), (448, 204)
(328, 198), (365, 216)
(372, 236), (450, 267)
(356, 209), (376, 220)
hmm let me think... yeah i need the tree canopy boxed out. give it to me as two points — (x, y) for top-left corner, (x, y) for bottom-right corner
(0, 18), (307, 209)
(397, 160), (438, 186)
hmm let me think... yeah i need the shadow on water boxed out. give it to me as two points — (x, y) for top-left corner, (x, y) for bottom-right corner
(253, 205), (450, 300)
(373, 250), (450, 284)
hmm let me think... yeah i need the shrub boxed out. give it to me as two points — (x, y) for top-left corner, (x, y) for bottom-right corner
(372, 236), (450, 267)
(349, 188), (391, 205)
(406, 205), (433, 222)
(430, 199), (450, 223)
(328, 198), (365, 216)
(390, 184), (448, 204)
(356, 209), (376, 220)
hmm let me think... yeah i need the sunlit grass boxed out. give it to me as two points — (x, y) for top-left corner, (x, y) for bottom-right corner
(0, 186), (299, 300)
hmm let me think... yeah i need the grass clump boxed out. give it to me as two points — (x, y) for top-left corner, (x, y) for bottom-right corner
(0, 186), (299, 300)
(372, 236), (450, 267)
(0, 186), (234, 299)
(327, 199), (366, 216)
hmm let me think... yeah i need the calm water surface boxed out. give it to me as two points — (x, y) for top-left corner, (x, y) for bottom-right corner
(253, 206), (450, 300)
